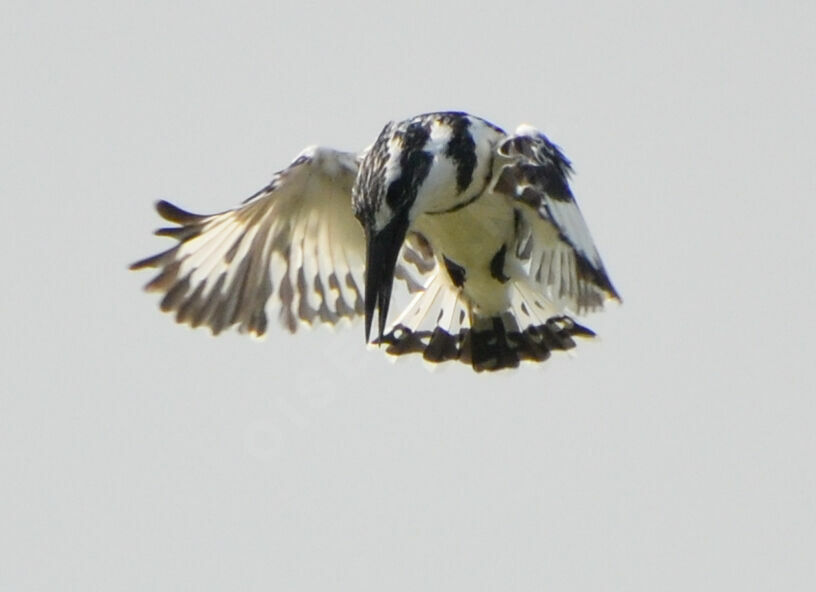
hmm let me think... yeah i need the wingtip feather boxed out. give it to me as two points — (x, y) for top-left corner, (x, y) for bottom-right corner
(155, 199), (207, 224)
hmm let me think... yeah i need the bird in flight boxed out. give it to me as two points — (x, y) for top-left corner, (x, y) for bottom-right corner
(131, 111), (620, 371)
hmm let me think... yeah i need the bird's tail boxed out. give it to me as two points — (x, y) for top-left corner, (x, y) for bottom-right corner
(377, 270), (595, 371)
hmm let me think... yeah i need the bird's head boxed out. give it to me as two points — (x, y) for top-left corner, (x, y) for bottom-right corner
(352, 120), (433, 344)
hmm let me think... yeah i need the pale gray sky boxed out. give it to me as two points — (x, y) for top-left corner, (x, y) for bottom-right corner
(2, 1), (815, 589)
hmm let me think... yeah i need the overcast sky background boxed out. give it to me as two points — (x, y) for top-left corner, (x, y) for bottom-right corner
(2, 1), (815, 589)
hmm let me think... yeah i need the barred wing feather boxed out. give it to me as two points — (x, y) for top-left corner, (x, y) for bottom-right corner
(130, 147), (367, 336)
(493, 127), (620, 313)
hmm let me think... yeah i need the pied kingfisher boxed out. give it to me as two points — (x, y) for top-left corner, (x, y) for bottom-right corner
(132, 111), (620, 371)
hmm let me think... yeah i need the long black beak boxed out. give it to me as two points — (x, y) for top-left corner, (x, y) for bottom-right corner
(364, 210), (409, 344)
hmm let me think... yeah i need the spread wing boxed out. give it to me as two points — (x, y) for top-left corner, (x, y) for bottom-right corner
(130, 147), (367, 336)
(493, 126), (620, 313)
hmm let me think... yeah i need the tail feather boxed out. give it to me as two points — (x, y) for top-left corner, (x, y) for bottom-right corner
(376, 271), (594, 371)
(379, 314), (594, 372)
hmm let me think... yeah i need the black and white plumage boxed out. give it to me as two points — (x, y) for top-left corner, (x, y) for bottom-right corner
(132, 111), (619, 371)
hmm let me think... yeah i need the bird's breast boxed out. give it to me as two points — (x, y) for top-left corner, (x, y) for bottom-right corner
(412, 193), (516, 314)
